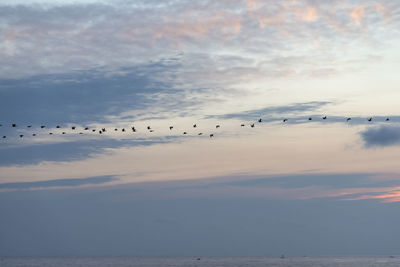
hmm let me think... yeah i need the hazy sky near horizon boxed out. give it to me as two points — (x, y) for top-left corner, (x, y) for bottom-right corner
(1, 0), (400, 256)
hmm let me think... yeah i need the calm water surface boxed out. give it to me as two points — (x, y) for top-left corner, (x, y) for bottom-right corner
(1, 256), (399, 267)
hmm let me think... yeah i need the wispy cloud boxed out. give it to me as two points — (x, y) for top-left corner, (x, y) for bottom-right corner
(0, 175), (117, 190)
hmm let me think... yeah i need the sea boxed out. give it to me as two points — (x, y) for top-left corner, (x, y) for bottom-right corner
(0, 256), (399, 267)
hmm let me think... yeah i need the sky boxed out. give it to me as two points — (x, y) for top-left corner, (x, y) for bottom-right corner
(1, 0), (400, 257)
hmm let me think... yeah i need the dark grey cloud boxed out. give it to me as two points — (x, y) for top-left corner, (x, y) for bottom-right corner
(0, 62), (181, 126)
(1, 172), (400, 256)
(206, 101), (332, 121)
(361, 125), (400, 147)
(0, 175), (116, 189)
(207, 102), (400, 126)
(0, 137), (175, 166)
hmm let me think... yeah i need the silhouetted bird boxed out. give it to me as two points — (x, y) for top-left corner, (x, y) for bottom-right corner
(115, 128), (118, 131)
(283, 119), (288, 122)
(193, 124), (197, 128)
(322, 116), (327, 120)
(99, 131), (102, 134)
(250, 124), (255, 128)
(258, 118), (262, 122)
(56, 125), (60, 128)
(147, 126), (151, 130)
(2, 136), (6, 138)
(346, 118), (351, 121)
(308, 117), (312, 121)
(149, 130), (154, 132)
(386, 118), (390, 121)
(72, 126), (76, 130)
(49, 133), (53, 135)
(62, 132), (66, 134)
(102, 128), (106, 132)
(169, 126), (173, 130)
(210, 134), (214, 137)
(216, 125), (220, 128)
(32, 134), (36, 136)
(27, 125), (32, 128)
(367, 117), (372, 121)
(198, 133), (203, 135)
(183, 132), (187, 135)
(122, 128), (125, 132)
(85, 127), (89, 130)
(41, 125), (45, 128)
(92, 129), (96, 132)
(132, 127), (136, 132)
(241, 124), (245, 127)
(19, 135), (23, 138)
(12, 124), (16, 127)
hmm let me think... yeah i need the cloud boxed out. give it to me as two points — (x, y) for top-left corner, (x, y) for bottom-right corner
(0, 175), (117, 190)
(206, 101), (332, 120)
(361, 125), (400, 147)
(351, 5), (365, 25)
(0, 0), (398, 79)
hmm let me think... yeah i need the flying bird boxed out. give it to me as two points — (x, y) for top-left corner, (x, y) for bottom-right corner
(210, 134), (214, 137)
(92, 129), (96, 132)
(84, 127), (89, 130)
(147, 126), (151, 130)
(149, 130), (154, 132)
(56, 125), (61, 128)
(198, 133), (203, 135)
(27, 125), (32, 128)
(250, 124), (255, 128)
(308, 117), (312, 121)
(32, 134), (36, 136)
(102, 128), (106, 132)
(19, 135), (23, 138)
(386, 118), (390, 121)
(122, 128), (125, 132)
(283, 119), (288, 122)
(258, 118), (262, 123)
(132, 127), (136, 132)
(322, 116), (327, 120)
(62, 132), (66, 134)
(216, 125), (220, 128)
(367, 117), (372, 122)
(169, 126), (173, 130)
(193, 124), (197, 128)
(183, 132), (187, 135)
(114, 128), (118, 131)
(2, 136), (5, 138)
(49, 132), (53, 135)
(346, 118), (351, 121)
(72, 126), (76, 130)
(41, 125), (45, 128)
(12, 124), (16, 127)
(241, 124), (245, 127)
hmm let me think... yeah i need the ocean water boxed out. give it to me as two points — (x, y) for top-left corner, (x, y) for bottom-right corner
(1, 256), (399, 267)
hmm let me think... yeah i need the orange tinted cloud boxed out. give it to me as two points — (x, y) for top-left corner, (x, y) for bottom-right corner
(296, 6), (318, 22)
(376, 2), (391, 20)
(344, 187), (400, 203)
(153, 12), (242, 41)
(351, 5), (365, 24)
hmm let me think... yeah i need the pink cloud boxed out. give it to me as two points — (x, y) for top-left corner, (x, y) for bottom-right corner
(351, 5), (365, 25)
(295, 6), (319, 22)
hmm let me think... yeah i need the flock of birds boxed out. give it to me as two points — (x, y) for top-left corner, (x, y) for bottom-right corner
(0, 116), (393, 141)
